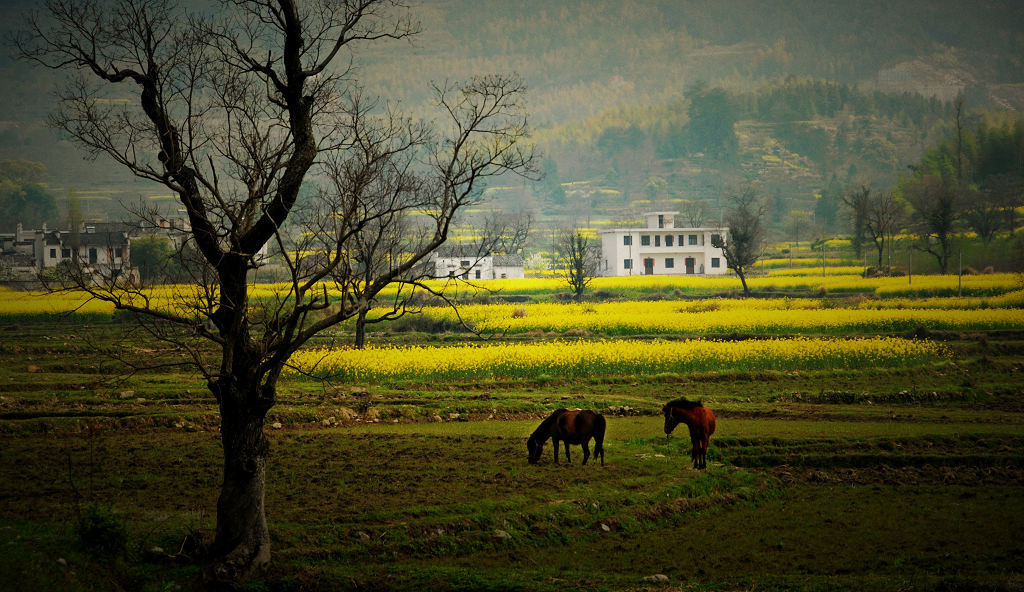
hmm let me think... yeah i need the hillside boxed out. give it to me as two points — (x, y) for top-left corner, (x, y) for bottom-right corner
(0, 0), (1021, 227)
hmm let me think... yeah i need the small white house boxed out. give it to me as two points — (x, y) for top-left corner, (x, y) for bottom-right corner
(432, 252), (525, 280)
(598, 211), (729, 276)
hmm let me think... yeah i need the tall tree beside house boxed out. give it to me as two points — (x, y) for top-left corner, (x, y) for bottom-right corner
(712, 186), (766, 297)
(16, 0), (535, 586)
(557, 227), (600, 302)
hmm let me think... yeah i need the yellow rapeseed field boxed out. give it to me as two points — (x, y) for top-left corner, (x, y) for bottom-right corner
(402, 299), (1024, 336)
(286, 337), (950, 382)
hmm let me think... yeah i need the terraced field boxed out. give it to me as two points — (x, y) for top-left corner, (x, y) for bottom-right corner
(1, 279), (1022, 591)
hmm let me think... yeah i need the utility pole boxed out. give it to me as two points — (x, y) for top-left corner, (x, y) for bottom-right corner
(958, 249), (963, 297)
(908, 245), (912, 285)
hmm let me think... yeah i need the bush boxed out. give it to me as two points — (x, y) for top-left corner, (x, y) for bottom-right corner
(76, 503), (128, 558)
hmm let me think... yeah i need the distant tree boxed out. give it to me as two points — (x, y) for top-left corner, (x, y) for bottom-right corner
(862, 189), (902, 268)
(680, 199), (704, 227)
(686, 85), (738, 161)
(480, 209), (533, 256)
(902, 173), (960, 273)
(0, 159), (47, 184)
(963, 186), (1003, 244)
(785, 209), (813, 249)
(985, 173), (1024, 236)
(130, 235), (178, 284)
(841, 186), (871, 258)
(814, 174), (842, 230)
(712, 187), (766, 296)
(536, 157), (566, 204)
(0, 160), (57, 231)
(644, 176), (668, 202)
(557, 227), (600, 302)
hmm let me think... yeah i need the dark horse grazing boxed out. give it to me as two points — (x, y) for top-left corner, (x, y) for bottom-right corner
(527, 409), (606, 465)
(662, 397), (716, 469)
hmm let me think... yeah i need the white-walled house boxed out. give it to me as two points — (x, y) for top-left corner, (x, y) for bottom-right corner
(598, 212), (729, 276)
(431, 252), (525, 280)
(0, 223), (132, 282)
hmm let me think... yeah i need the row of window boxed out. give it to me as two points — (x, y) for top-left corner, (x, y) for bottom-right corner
(622, 257), (720, 269)
(622, 234), (720, 247)
(48, 247), (124, 264)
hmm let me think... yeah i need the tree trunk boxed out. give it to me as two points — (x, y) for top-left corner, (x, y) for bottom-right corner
(204, 382), (271, 588)
(737, 270), (750, 297)
(355, 310), (367, 348)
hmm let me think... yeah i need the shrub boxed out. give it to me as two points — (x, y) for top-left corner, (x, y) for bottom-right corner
(76, 503), (128, 558)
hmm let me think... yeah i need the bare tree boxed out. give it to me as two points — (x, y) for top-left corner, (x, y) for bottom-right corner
(862, 189), (902, 269)
(480, 208), (533, 256)
(16, 0), (535, 585)
(557, 227), (600, 302)
(679, 199), (705, 227)
(711, 187), (766, 297)
(785, 209), (813, 250)
(903, 174), (960, 273)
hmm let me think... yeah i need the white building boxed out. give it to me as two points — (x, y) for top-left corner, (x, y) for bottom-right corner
(598, 212), (729, 276)
(432, 252), (525, 280)
(0, 223), (132, 282)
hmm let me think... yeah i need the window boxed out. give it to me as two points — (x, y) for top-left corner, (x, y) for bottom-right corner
(711, 234), (722, 246)
(623, 235), (632, 246)
(665, 235), (673, 247)
(88, 248), (97, 264)
(49, 248), (57, 258)
(623, 259), (633, 269)
(460, 260), (470, 267)
(658, 214), (664, 228)
(665, 258), (674, 269)
(678, 234), (685, 246)
(474, 270), (481, 279)
(688, 234), (698, 245)
(711, 257), (721, 268)
(654, 235), (661, 247)
(640, 235), (650, 246)
(115, 247), (123, 258)
(62, 248), (71, 258)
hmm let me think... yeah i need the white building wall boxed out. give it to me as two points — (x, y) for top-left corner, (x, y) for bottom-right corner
(598, 214), (728, 277)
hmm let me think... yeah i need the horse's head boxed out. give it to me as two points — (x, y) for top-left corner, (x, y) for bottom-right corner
(662, 405), (680, 435)
(527, 436), (542, 464)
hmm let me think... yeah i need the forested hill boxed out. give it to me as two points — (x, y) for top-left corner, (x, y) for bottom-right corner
(359, 0), (1024, 124)
(1, 0), (1022, 222)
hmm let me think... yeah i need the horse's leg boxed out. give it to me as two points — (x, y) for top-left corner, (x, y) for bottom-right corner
(553, 439), (560, 464)
(581, 440), (590, 465)
(564, 442), (571, 464)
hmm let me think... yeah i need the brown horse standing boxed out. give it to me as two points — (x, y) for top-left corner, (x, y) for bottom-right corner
(662, 398), (716, 469)
(527, 409), (605, 465)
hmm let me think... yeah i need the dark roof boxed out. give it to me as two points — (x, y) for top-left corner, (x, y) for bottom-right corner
(492, 254), (523, 266)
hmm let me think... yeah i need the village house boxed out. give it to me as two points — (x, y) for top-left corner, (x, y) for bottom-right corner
(598, 211), (729, 276)
(0, 222), (133, 283)
(431, 251), (526, 280)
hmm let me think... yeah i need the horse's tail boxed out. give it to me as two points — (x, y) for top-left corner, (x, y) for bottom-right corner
(594, 413), (606, 465)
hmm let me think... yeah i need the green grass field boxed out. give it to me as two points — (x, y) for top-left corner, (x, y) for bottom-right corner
(1, 282), (1023, 591)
